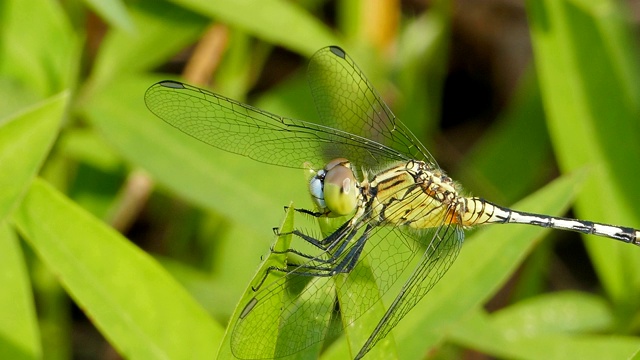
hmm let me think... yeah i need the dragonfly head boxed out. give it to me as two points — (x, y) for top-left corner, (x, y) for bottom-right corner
(309, 158), (359, 217)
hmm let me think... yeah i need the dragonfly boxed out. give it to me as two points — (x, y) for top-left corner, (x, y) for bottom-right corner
(145, 46), (640, 359)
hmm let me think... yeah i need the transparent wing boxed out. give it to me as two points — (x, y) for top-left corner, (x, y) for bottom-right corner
(230, 184), (463, 359)
(307, 46), (439, 170)
(144, 80), (408, 171)
(356, 218), (464, 358)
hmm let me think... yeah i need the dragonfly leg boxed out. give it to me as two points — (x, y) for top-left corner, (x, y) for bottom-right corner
(285, 247), (363, 277)
(333, 225), (371, 274)
(252, 263), (293, 291)
(282, 205), (328, 218)
(271, 229), (328, 250)
(293, 207), (328, 218)
(253, 258), (339, 292)
(274, 222), (348, 250)
(268, 228), (352, 265)
(251, 257), (342, 291)
(252, 224), (373, 293)
(275, 220), (361, 263)
(289, 225), (372, 276)
(270, 246), (333, 264)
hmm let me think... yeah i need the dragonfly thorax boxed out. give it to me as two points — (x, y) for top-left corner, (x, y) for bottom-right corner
(366, 160), (466, 229)
(309, 158), (361, 217)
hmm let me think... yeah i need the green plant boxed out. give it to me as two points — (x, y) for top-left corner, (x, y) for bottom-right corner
(1, 0), (639, 359)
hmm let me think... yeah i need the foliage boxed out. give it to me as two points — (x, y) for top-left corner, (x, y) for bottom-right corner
(1, 0), (639, 359)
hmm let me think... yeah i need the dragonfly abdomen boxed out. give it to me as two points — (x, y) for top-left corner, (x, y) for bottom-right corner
(459, 197), (512, 226)
(461, 197), (640, 245)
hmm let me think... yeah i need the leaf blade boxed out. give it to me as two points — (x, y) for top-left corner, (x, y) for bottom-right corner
(13, 179), (222, 359)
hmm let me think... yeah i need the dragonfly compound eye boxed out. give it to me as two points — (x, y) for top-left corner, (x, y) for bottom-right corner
(308, 170), (327, 210)
(323, 159), (358, 216)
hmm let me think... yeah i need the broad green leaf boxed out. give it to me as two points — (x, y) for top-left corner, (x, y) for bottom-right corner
(210, 220), (282, 316)
(448, 310), (524, 359)
(0, 223), (40, 360)
(507, 334), (640, 360)
(31, 258), (72, 359)
(0, 93), (67, 221)
(158, 217), (274, 323)
(168, 0), (339, 56)
(0, 81), (42, 120)
(450, 308), (640, 360)
(392, 171), (585, 358)
(491, 291), (613, 336)
(527, 0), (640, 311)
(84, 0), (134, 33)
(0, 0), (78, 96)
(13, 179), (222, 360)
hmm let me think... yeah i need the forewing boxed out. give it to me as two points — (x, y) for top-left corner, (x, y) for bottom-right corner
(307, 46), (438, 169)
(145, 80), (403, 170)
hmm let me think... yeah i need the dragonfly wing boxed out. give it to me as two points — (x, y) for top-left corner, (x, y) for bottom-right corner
(307, 46), (439, 169)
(231, 177), (462, 358)
(231, 270), (337, 359)
(230, 223), (424, 359)
(356, 218), (464, 358)
(145, 80), (404, 170)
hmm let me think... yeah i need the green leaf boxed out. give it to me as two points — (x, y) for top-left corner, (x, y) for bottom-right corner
(508, 334), (640, 360)
(449, 308), (640, 360)
(0, 223), (40, 360)
(88, 1), (209, 91)
(83, 0), (135, 33)
(12, 179), (222, 359)
(0, 92), (67, 221)
(491, 291), (613, 336)
(0, 0), (79, 96)
(168, 0), (339, 56)
(527, 0), (640, 311)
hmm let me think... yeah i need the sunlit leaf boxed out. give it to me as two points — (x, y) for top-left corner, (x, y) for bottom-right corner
(13, 179), (222, 359)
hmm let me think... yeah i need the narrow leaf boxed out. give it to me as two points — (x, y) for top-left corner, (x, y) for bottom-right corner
(0, 223), (40, 360)
(0, 92), (67, 221)
(169, 0), (339, 56)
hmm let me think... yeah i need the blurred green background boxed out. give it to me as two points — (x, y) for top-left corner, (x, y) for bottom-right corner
(2, 0), (640, 359)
